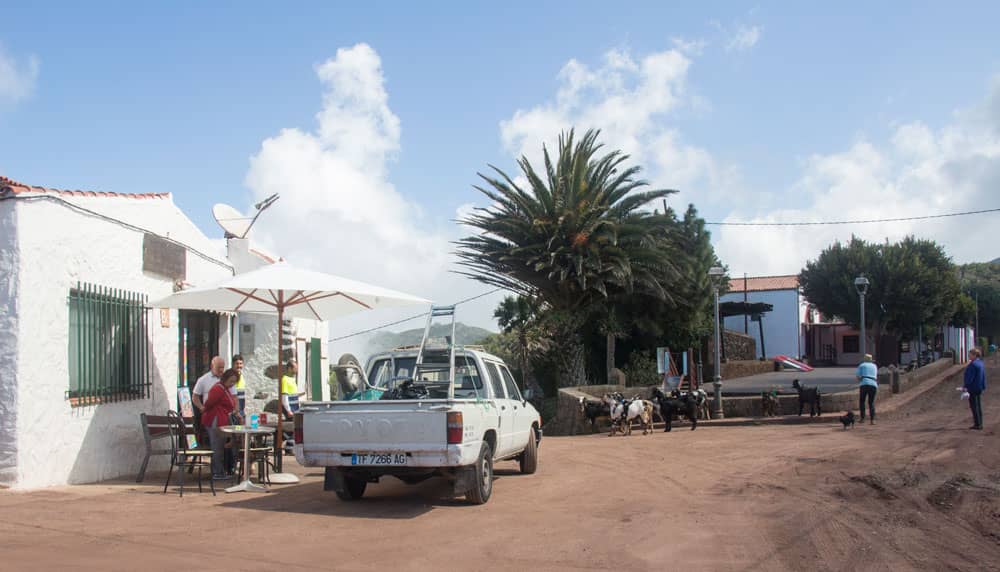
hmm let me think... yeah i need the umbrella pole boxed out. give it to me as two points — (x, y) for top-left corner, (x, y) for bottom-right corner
(275, 304), (284, 473)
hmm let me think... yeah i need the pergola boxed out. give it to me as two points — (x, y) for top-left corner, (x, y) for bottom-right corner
(718, 301), (774, 360)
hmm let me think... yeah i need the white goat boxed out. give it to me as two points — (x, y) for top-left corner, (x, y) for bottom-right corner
(603, 393), (654, 436)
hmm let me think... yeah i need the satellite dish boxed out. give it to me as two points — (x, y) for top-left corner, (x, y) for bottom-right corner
(212, 203), (252, 238)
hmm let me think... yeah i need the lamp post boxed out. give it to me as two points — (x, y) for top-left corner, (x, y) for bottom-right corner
(854, 276), (870, 358)
(709, 266), (726, 419)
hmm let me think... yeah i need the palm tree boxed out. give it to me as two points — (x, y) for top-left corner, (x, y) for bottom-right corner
(457, 129), (678, 386)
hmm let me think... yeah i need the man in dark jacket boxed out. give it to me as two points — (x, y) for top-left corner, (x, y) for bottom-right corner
(963, 348), (987, 430)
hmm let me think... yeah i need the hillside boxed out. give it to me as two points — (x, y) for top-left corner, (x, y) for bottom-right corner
(958, 260), (1000, 283)
(364, 323), (495, 356)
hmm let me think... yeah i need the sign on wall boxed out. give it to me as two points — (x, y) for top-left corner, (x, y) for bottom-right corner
(142, 233), (186, 280)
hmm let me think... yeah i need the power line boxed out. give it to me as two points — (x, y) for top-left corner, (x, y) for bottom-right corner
(328, 287), (504, 342)
(1, 193), (234, 271)
(705, 207), (1000, 227)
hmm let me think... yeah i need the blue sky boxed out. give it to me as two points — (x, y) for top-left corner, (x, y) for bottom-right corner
(3, 2), (1000, 342)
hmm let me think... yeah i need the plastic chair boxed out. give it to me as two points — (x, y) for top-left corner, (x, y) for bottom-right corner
(163, 410), (215, 497)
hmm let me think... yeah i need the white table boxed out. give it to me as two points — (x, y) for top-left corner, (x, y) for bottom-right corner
(219, 425), (276, 493)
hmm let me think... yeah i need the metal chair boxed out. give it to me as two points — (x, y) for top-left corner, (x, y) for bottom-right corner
(163, 410), (215, 497)
(234, 432), (275, 485)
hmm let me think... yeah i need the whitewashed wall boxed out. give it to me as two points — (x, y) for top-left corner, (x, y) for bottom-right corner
(236, 314), (329, 414)
(721, 289), (804, 359)
(0, 200), (20, 486)
(9, 194), (232, 489)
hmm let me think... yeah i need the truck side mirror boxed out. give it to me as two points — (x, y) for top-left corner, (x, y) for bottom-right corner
(523, 389), (534, 400)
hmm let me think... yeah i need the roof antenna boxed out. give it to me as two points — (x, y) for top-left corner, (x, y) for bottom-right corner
(245, 193), (279, 238)
(212, 193), (280, 239)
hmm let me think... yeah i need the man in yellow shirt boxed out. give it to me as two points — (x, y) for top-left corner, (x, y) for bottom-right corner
(280, 358), (304, 455)
(280, 358), (304, 418)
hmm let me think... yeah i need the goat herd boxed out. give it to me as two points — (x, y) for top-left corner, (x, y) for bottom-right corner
(579, 379), (825, 437)
(579, 387), (711, 437)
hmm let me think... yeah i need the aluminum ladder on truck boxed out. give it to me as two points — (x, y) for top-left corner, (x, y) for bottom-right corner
(413, 305), (458, 398)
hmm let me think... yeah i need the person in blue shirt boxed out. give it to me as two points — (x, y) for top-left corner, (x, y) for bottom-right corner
(963, 348), (987, 430)
(856, 354), (879, 424)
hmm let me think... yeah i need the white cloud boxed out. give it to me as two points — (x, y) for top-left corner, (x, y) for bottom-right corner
(499, 47), (742, 208)
(0, 45), (39, 104)
(726, 25), (762, 52)
(714, 77), (1000, 276)
(496, 45), (998, 283)
(671, 37), (707, 56)
(243, 44), (503, 354)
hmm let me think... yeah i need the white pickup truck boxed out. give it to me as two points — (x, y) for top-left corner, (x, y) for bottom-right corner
(293, 345), (542, 504)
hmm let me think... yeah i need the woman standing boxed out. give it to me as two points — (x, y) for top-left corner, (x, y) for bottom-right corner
(203, 368), (239, 479)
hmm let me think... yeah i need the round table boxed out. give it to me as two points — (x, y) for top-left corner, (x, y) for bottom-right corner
(219, 425), (276, 493)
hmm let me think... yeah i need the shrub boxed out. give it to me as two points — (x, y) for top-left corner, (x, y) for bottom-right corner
(621, 350), (659, 387)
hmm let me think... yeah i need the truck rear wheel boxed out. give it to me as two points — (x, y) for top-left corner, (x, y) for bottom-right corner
(519, 427), (538, 474)
(465, 442), (493, 505)
(335, 474), (367, 501)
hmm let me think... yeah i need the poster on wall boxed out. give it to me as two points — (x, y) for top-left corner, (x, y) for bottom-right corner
(177, 386), (194, 418)
(177, 386), (198, 448)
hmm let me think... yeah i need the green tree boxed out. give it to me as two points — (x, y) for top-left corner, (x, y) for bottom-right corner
(605, 205), (724, 353)
(799, 236), (960, 359)
(951, 292), (978, 327)
(493, 295), (548, 395)
(457, 129), (677, 386)
(958, 262), (1000, 341)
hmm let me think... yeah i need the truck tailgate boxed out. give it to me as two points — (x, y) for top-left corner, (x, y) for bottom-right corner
(302, 402), (447, 451)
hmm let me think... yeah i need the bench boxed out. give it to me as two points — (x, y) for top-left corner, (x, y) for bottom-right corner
(137, 413), (197, 482)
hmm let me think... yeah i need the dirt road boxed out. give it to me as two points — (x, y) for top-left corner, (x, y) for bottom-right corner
(1, 360), (998, 571)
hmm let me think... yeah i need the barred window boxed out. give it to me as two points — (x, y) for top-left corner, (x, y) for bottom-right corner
(68, 283), (152, 406)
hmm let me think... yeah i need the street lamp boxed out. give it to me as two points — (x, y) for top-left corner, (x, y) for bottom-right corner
(709, 266), (726, 419)
(854, 276), (870, 357)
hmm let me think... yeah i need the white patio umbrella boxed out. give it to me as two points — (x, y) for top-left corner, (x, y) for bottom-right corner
(152, 261), (430, 481)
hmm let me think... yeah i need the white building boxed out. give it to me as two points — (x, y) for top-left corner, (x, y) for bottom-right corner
(0, 176), (327, 489)
(721, 275), (807, 360)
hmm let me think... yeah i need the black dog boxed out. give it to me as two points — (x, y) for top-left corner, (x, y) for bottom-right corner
(651, 387), (698, 432)
(839, 411), (855, 429)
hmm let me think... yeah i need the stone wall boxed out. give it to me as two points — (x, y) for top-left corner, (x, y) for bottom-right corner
(704, 331), (759, 379)
(724, 330), (757, 361)
(721, 360), (775, 381)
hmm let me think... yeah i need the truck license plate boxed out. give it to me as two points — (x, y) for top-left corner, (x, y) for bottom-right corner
(351, 453), (408, 466)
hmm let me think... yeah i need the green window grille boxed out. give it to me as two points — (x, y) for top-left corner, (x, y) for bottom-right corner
(68, 282), (152, 405)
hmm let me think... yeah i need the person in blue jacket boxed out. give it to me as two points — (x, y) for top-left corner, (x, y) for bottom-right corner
(856, 354), (879, 424)
(964, 348), (987, 430)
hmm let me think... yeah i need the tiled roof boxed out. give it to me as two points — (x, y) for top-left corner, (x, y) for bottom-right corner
(728, 275), (799, 293)
(0, 175), (170, 200)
